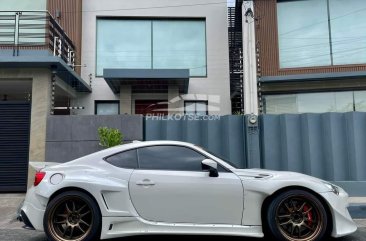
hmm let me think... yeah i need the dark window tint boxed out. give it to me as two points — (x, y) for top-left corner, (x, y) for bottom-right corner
(105, 149), (138, 169)
(138, 145), (206, 171)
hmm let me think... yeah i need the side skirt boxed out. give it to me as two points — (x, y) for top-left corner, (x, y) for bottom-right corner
(100, 216), (264, 240)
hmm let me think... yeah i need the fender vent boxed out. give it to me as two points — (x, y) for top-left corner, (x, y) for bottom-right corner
(101, 193), (109, 210)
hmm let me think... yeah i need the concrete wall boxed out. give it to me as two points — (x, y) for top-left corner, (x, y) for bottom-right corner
(0, 68), (51, 188)
(45, 115), (143, 163)
(75, 0), (231, 115)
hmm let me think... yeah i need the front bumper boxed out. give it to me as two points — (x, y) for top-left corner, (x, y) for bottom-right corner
(320, 189), (357, 238)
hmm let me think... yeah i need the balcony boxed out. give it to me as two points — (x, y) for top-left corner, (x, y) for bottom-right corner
(0, 11), (91, 92)
(0, 11), (75, 67)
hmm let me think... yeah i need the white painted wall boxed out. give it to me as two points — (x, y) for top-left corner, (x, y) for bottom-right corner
(74, 0), (231, 115)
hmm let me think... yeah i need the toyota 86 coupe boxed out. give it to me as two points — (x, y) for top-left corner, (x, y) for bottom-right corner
(18, 140), (357, 241)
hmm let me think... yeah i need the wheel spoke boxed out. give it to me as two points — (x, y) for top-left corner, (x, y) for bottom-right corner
(65, 202), (72, 214)
(56, 214), (68, 218)
(290, 199), (297, 211)
(80, 210), (91, 218)
(77, 224), (86, 234)
(62, 225), (69, 237)
(72, 201), (76, 212)
(77, 204), (87, 213)
(79, 219), (90, 227)
(297, 202), (306, 212)
(303, 207), (313, 214)
(290, 224), (295, 236)
(284, 203), (292, 212)
(54, 220), (67, 224)
(69, 226), (74, 238)
(279, 220), (291, 226)
(302, 222), (314, 231)
(278, 214), (291, 219)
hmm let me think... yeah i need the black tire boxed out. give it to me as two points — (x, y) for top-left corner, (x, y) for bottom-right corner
(44, 191), (101, 241)
(265, 190), (330, 241)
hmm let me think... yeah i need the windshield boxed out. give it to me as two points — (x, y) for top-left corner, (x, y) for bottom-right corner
(195, 145), (239, 168)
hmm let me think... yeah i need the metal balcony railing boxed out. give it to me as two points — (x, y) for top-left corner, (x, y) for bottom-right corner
(0, 11), (75, 69)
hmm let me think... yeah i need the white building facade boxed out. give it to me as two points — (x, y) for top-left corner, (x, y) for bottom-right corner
(74, 0), (232, 116)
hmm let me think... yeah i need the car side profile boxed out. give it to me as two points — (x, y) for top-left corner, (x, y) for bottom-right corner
(19, 141), (357, 241)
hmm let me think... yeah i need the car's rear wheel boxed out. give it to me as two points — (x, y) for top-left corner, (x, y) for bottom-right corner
(44, 191), (101, 241)
(266, 190), (329, 241)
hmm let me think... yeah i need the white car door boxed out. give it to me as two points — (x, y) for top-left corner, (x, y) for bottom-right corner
(129, 145), (244, 225)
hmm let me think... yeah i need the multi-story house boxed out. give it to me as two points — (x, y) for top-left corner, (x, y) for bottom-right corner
(235, 0), (366, 114)
(0, 0), (231, 191)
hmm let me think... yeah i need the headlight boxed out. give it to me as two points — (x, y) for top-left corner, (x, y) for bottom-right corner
(323, 182), (340, 195)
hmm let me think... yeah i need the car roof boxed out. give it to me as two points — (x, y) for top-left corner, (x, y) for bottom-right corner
(119, 140), (196, 150)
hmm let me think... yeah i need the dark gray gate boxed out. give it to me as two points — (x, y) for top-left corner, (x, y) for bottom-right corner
(144, 115), (248, 168)
(0, 102), (31, 192)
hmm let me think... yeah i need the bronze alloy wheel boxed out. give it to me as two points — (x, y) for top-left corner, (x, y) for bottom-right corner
(275, 195), (323, 241)
(47, 196), (93, 241)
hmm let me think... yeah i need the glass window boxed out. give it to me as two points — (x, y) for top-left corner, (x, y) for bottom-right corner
(355, 91), (366, 112)
(184, 101), (208, 115)
(0, 0), (46, 11)
(0, 1), (47, 45)
(96, 19), (207, 77)
(277, 0), (331, 68)
(95, 101), (119, 115)
(264, 92), (354, 114)
(96, 19), (152, 76)
(277, 0), (366, 68)
(329, 0), (366, 65)
(105, 150), (138, 169)
(153, 20), (206, 76)
(263, 95), (297, 114)
(138, 145), (207, 171)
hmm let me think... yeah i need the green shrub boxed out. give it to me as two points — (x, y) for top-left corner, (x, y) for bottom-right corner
(98, 127), (123, 148)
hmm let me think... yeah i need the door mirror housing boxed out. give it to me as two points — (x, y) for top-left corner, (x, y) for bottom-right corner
(202, 159), (219, 177)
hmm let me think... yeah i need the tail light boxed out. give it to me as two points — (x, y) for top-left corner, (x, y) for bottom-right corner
(34, 172), (46, 186)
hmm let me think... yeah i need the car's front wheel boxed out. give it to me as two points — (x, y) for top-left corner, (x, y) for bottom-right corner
(44, 191), (101, 241)
(266, 190), (330, 241)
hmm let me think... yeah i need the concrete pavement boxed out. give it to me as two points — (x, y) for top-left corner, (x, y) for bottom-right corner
(0, 194), (365, 241)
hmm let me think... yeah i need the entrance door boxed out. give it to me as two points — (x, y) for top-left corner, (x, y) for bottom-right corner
(0, 102), (31, 192)
(135, 100), (168, 116)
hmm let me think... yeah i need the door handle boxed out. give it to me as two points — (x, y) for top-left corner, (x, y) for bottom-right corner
(136, 179), (155, 186)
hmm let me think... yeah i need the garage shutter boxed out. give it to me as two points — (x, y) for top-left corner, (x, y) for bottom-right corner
(0, 102), (31, 192)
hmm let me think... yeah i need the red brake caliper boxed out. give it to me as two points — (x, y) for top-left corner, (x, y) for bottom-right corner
(303, 205), (313, 226)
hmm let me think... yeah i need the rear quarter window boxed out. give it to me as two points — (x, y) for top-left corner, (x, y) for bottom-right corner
(104, 149), (138, 169)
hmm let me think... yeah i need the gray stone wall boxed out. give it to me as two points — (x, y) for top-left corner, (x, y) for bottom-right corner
(45, 115), (143, 163)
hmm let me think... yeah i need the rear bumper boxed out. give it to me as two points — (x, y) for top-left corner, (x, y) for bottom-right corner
(17, 210), (35, 230)
(18, 187), (46, 231)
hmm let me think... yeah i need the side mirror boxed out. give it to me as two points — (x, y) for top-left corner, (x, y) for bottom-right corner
(202, 159), (219, 177)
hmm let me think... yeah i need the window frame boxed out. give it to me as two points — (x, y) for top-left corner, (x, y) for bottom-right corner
(94, 100), (120, 115)
(95, 17), (207, 78)
(184, 100), (209, 115)
(276, 0), (366, 68)
(103, 148), (139, 169)
(135, 144), (229, 172)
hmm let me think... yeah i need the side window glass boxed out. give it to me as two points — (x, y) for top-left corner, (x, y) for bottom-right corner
(138, 145), (206, 171)
(105, 149), (138, 169)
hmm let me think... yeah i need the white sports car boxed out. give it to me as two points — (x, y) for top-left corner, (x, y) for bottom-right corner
(19, 141), (357, 241)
